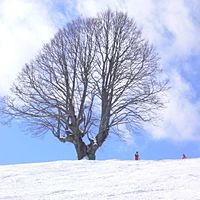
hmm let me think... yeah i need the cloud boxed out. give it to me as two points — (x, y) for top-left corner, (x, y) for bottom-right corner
(0, 0), (71, 95)
(77, 0), (200, 60)
(145, 70), (200, 141)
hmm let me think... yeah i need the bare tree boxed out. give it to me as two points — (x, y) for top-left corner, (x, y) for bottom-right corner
(0, 10), (168, 160)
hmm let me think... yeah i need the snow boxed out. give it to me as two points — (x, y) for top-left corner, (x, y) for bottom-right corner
(0, 158), (200, 199)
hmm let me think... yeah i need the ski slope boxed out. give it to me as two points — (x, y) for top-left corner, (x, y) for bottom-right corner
(0, 158), (200, 199)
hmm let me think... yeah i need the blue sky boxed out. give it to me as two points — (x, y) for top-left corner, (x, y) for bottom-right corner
(0, 0), (200, 164)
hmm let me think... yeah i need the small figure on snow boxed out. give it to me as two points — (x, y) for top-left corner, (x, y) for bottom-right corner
(181, 154), (187, 159)
(134, 151), (139, 160)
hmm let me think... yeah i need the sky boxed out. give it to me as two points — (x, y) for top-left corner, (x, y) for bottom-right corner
(0, 0), (200, 164)
(0, 159), (200, 199)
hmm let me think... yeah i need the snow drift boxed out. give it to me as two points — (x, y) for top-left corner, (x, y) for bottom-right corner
(0, 158), (200, 199)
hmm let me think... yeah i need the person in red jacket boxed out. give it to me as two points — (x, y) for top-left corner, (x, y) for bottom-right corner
(181, 154), (187, 159)
(134, 151), (139, 160)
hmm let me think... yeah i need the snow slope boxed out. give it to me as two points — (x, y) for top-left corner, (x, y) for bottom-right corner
(0, 158), (200, 200)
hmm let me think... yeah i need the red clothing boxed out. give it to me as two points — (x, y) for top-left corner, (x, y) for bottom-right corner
(182, 154), (187, 159)
(135, 153), (139, 160)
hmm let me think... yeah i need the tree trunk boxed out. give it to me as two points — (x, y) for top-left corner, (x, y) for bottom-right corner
(74, 137), (98, 160)
(87, 141), (97, 160)
(74, 138), (88, 160)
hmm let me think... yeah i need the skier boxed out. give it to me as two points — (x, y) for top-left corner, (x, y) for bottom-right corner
(134, 151), (139, 160)
(181, 154), (187, 159)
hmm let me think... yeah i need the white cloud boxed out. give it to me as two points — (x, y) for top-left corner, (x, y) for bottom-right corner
(145, 70), (200, 141)
(158, 0), (200, 60)
(76, 0), (200, 60)
(76, 0), (124, 17)
(0, 0), (69, 95)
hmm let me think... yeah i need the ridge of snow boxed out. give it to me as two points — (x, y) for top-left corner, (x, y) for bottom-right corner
(0, 158), (200, 199)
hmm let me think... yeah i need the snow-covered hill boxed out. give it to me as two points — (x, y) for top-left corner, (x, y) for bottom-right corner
(0, 158), (200, 200)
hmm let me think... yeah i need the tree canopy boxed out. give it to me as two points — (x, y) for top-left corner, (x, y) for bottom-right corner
(0, 10), (168, 159)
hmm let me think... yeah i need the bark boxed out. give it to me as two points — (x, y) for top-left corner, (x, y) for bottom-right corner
(74, 137), (87, 160)
(75, 138), (98, 160)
